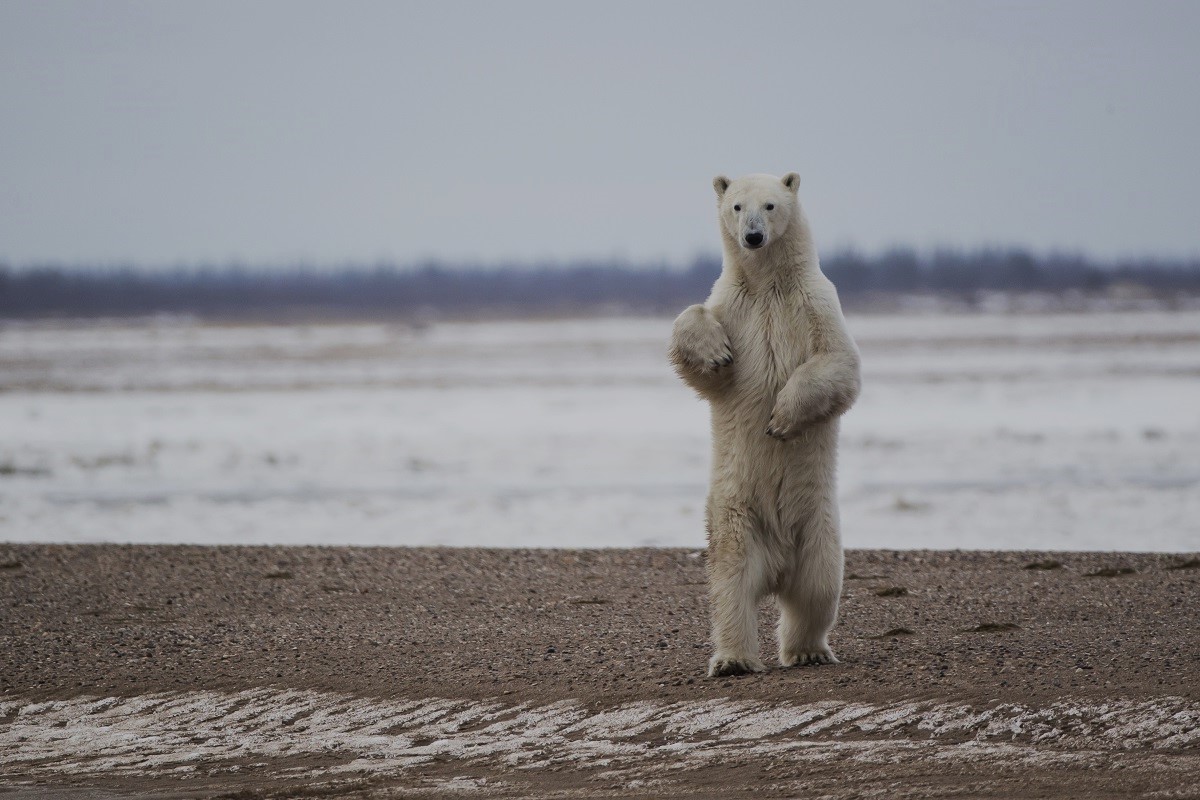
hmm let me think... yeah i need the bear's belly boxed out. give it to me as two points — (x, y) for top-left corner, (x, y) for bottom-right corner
(707, 411), (840, 534)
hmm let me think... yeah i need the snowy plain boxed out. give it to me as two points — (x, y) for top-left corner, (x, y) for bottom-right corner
(1, 311), (1197, 551)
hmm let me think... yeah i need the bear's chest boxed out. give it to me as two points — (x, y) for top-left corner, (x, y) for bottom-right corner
(723, 295), (810, 391)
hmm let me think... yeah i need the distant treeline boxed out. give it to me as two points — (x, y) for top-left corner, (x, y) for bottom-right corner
(2, 248), (1199, 319)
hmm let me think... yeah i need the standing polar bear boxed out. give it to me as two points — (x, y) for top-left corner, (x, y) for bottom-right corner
(669, 172), (861, 677)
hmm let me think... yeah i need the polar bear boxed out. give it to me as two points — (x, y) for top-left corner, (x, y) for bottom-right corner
(669, 172), (861, 677)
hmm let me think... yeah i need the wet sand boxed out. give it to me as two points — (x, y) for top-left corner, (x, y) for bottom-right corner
(2, 544), (1199, 798)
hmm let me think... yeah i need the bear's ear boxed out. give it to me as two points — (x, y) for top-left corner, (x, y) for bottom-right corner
(713, 175), (731, 198)
(782, 172), (801, 193)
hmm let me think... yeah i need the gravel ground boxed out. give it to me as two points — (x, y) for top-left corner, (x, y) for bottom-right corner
(2, 544), (1199, 798)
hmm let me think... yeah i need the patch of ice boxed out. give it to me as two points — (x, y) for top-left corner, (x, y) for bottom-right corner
(2, 311), (1198, 550)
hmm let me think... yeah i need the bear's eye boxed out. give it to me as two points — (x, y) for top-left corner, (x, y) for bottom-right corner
(765, 203), (775, 211)
(733, 204), (741, 212)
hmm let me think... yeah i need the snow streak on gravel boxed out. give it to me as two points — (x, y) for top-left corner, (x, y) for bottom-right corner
(2, 689), (1199, 784)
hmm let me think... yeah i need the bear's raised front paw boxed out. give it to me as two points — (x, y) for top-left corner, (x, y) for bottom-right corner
(780, 647), (840, 667)
(707, 654), (765, 677)
(670, 308), (733, 376)
(685, 340), (733, 374)
(766, 410), (802, 441)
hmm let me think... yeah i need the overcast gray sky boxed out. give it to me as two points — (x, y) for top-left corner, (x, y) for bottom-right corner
(2, 1), (1198, 267)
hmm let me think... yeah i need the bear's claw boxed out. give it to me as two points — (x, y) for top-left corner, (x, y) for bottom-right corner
(704, 348), (733, 371)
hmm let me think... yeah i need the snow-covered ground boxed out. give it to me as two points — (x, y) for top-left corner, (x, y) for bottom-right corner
(1, 311), (1197, 550)
(4, 689), (1198, 783)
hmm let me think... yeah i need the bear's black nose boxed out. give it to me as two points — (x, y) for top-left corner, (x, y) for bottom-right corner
(744, 232), (764, 247)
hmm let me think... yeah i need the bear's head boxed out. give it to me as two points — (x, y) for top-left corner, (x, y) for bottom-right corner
(712, 172), (801, 253)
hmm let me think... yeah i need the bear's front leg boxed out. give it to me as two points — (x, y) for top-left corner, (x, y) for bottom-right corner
(669, 304), (733, 395)
(705, 503), (767, 677)
(766, 352), (861, 440)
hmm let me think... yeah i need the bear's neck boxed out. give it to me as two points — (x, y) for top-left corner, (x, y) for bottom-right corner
(720, 212), (820, 296)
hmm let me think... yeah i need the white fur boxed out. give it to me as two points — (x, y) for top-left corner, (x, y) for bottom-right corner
(669, 172), (861, 677)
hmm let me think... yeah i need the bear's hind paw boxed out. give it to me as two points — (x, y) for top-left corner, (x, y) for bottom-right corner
(707, 654), (765, 677)
(780, 648), (839, 667)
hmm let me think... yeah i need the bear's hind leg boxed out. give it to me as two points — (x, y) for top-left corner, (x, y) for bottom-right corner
(777, 511), (843, 667)
(706, 504), (768, 677)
